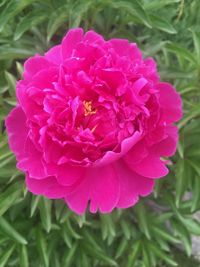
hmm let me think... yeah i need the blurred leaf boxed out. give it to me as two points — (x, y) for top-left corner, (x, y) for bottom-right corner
(0, 216), (27, 245)
(0, 244), (15, 267)
(19, 244), (29, 267)
(39, 197), (52, 233)
(0, 181), (23, 216)
(149, 14), (177, 34)
(36, 227), (49, 267)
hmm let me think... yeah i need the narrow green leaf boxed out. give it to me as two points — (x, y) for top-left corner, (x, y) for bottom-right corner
(0, 181), (23, 216)
(126, 240), (141, 267)
(36, 227), (49, 267)
(62, 242), (78, 267)
(190, 29), (200, 65)
(0, 216), (27, 245)
(135, 204), (151, 239)
(14, 11), (46, 40)
(19, 245), (29, 267)
(111, 0), (151, 28)
(0, 244), (15, 267)
(149, 14), (177, 34)
(166, 43), (197, 65)
(30, 195), (41, 217)
(149, 243), (177, 266)
(4, 71), (16, 96)
(39, 197), (52, 233)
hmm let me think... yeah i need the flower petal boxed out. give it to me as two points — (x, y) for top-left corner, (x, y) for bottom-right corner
(115, 160), (154, 208)
(158, 82), (182, 123)
(65, 165), (120, 214)
(26, 174), (74, 198)
(45, 45), (62, 65)
(126, 154), (169, 179)
(62, 28), (84, 59)
(5, 106), (28, 159)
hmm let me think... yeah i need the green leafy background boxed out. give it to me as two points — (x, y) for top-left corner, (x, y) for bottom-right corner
(0, 0), (200, 266)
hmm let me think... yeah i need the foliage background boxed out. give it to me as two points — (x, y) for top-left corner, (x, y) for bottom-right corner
(0, 0), (200, 266)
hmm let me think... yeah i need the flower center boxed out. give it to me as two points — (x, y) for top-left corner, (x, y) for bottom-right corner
(83, 100), (97, 116)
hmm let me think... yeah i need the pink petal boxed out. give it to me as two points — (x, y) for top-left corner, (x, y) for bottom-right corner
(89, 166), (120, 213)
(94, 130), (142, 167)
(56, 164), (85, 186)
(126, 154), (169, 179)
(158, 82), (182, 123)
(65, 165), (120, 214)
(62, 28), (84, 59)
(5, 106), (28, 159)
(152, 125), (178, 157)
(45, 45), (62, 65)
(17, 138), (47, 179)
(26, 175), (73, 199)
(114, 160), (154, 208)
(109, 39), (130, 56)
(124, 140), (148, 165)
(84, 30), (104, 43)
(23, 56), (52, 81)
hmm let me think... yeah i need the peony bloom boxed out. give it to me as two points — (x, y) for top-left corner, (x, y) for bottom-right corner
(6, 28), (182, 214)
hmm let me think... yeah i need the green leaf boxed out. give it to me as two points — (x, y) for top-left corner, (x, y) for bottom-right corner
(190, 29), (200, 65)
(19, 245), (29, 267)
(149, 242), (177, 266)
(111, 0), (151, 28)
(126, 240), (141, 267)
(191, 176), (200, 212)
(39, 197), (52, 233)
(36, 227), (49, 267)
(0, 181), (23, 216)
(166, 43), (197, 64)
(149, 14), (177, 34)
(0, 216), (27, 245)
(175, 159), (189, 207)
(62, 242), (78, 267)
(0, 244), (15, 267)
(135, 204), (151, 239)
(0, 0), (35, 32)
(4, 71), (16, 96)
(14, 10), (46, 40)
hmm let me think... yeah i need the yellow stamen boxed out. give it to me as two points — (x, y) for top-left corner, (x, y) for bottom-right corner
(83, 100), (97, 116)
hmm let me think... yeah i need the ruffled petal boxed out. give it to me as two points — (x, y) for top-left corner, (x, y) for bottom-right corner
(56, 164), (85, 186)
(126, 154), (169, 179)
(45, 45), (62, 65)
(5, 106), (28, 159)
(152, 125), (178, 157)
(23, 56), (53, 81)
(65, 165), (120, 214)
(62, 28), (84, 59)
(26, 175), (74, 199)
(115, 160), (154, 208)
(158, 82), (182, 123)
(17, 138), (47, 179)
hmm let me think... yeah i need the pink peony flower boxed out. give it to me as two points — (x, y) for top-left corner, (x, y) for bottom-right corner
(6, 28), (182, 214)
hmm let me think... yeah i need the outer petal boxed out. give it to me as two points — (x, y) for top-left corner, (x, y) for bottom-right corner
(152, 125), (178, 157)
(17, 138), (47, 179)
(158, 82), (182, 123)
(45, 45), (62, 65)
(5, 106), (28, 159)
(65, 165), (120, 214)
(23, 56), (53, 81)
(83, 30), (104, 43)
(62, 28), (84, 59)
(115, 160), (154, 208)
(26, 175), (74, 199)
(55, 164), (85, 186)
(127, 154), (169, 179)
